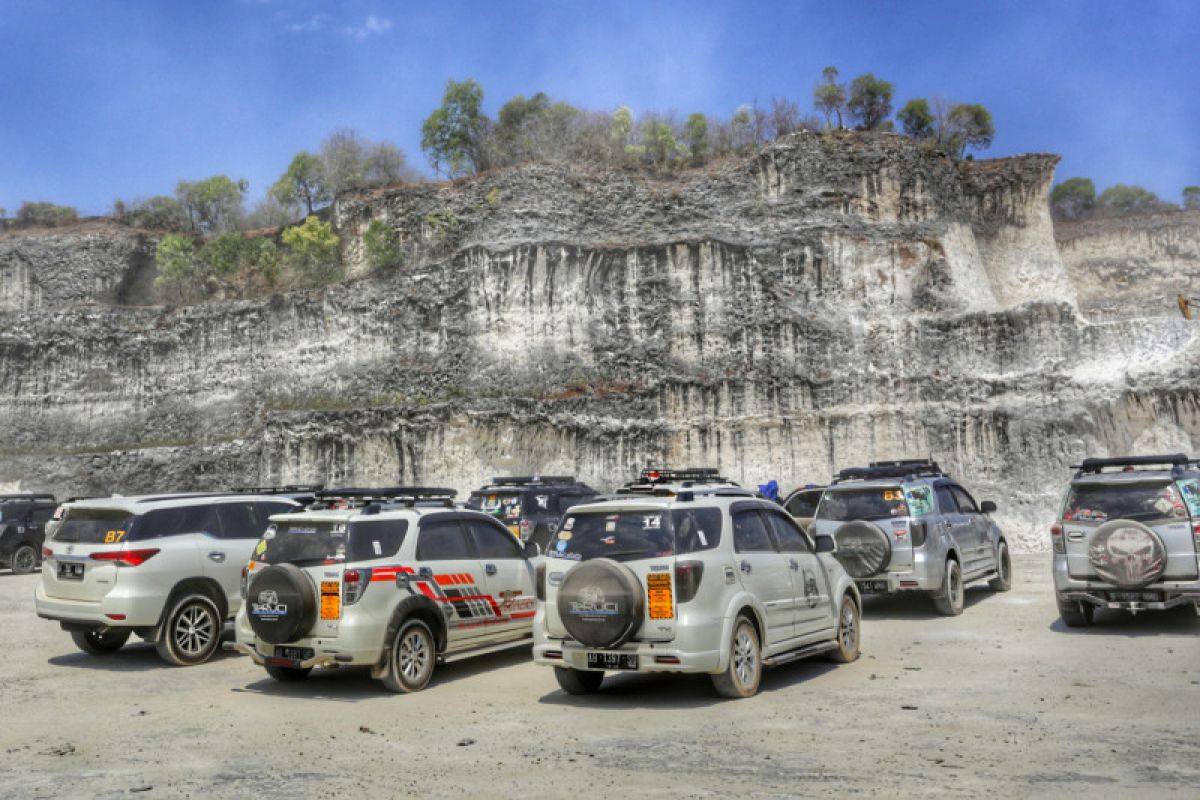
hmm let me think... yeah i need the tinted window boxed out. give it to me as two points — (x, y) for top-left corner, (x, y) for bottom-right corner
(474, 492), (522, 522)
(765, 511), (810, 552)
(257, 520), (346, 566)
(416, 521), (475, 560)
(217, 503), (260, 539)
(673, 508), (722, 554)
(1064, 481), (1185, 524)
(935, 486), (958, 515)
(785, 490), (823, 518)
(52, 508), (136, 544)
(469, 520), (524, 559)
(733, 511), (775, 553)
(258, 501), (297, 521)
(348, 518), (408, 560)
(817, 488), (909, 521)
(30, 508), (55, 525)
(135, 505), (219, 541)
(950, 486), (979, 514)
(549, 510), (674, 563)
(556, 494), (588, 514)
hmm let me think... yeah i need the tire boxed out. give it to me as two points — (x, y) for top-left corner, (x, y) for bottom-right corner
(10, 544), (38, 575)
(711, 615), (762, 699)
(554, 667), (604, 695)
(556, 558), (645, 648)
(1057, 596), (1094, 628)
(988, 541), (1012, 591)
(932, 559), (964, 616)
(1088, 519), (1167, 588)
(827, 594), (860, 663)
(265, 663), (313, 682)
(381, 619), (437, 693)
(246, 564), (318, 644)
(155, 593), (223, 666)
(832, 521), (892, 578)
(70, 628), (131, 655)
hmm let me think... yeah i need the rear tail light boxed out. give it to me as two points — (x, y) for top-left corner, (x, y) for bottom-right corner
(51, 505), (66, 521)
(910, 519), (927, 547)
(1192, 522), (1200, 553)
(42, 546), (53, 559)
(1051, 524), (1065, 554)
(240, 566), (248, 599)
(90, 548), (160, 567)
(343, 568), (371, 605)
(675, 560), (704, 604)
(535, 562), (547, 601)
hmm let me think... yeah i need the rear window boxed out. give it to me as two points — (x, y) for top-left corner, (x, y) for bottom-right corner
(469, 492), (523, 522)
(784, 490), (823, 518)
(254, 518), (409, 566)
(548, 508), (722, 562)
(52, 508), (137, 544)
(817, 488), (909, 521)
(1064, 482), (1186, 524)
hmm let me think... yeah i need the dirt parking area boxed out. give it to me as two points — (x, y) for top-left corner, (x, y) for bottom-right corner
(1, 554), (1197, 798)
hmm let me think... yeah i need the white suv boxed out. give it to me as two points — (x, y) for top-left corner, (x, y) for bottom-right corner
(533, 471), (862, 698)
(36, 492), (298, 665)
(234, 488), (539, 692)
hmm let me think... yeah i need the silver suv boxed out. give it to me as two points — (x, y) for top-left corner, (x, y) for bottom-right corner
(811, 460), (1011, 615)
(36, 492), (298, 664)
(1053, 454), (1200, 626)
(234, 488), (539, 692)
(533, 470), (861, 699)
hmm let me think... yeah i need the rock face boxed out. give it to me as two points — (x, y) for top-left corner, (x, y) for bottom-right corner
(1, 132), (1197, 551)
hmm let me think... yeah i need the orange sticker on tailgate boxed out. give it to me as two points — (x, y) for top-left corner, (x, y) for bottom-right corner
(647, 573), (673, 619)
(319, 580), (340, 620)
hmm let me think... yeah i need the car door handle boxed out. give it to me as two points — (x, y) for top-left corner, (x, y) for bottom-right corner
(207, 551), (226, 563)
(788, 559), (799, 571)
(484, 563), (497, 576)
(739, 560), (751, 574)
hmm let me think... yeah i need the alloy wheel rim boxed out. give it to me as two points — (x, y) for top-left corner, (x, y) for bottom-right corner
(174, 604), (215, 655)
(733, 627), (756, 686)
(399, 630), (429, 681)
(14, 548), (35, 573)
(840, 601), (857, 651)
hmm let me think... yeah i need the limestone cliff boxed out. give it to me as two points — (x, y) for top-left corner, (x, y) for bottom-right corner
(1, 132), (1196, 551)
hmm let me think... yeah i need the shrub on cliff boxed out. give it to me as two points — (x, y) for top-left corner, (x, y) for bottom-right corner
(1050, 178), (1096, 220)
(363, 219), (403, 271)
(282, 215), (341, 284)
(113, 195), (189, 231)
(15, 201), (79, 228)
(154, 232), (281, 303)
(1184, 186), (1200, 210)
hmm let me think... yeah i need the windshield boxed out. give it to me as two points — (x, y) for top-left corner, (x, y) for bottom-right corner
(253, 518), (410, 565)
(817, 488), (909, 521)
(52, 508), (137, 544)
(548, 508), (722, 562)
(468, 492), (523, 522)
(1064, 481), (1186, 524)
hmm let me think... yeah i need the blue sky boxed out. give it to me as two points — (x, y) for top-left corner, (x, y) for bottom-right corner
(0, 0), (1196, 216)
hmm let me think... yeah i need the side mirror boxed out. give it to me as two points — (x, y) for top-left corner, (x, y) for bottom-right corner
(815, 534), (836, 553)
(980, 500), (997, 514)
(523, 539), (541, 558)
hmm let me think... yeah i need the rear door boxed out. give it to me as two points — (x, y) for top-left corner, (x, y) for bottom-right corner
(731, 507), (795, 645)
(466, 518), (537, 638)
(763, 508), (834, 635)
(949, 486), (990, 574)
(43, 507), (140, 602)
(414, 517), (492, 647)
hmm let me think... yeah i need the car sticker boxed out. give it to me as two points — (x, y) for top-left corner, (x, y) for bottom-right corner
(254, 540), (267, 556)
(605, 521), (617, 532)
(556, 540), (568, 552)
(563, 517), (575, 531)
(558, 531), (572, 541)
(646, 573), (673, 619)
(1179, 479), (1200, 516)
(643, 515), (661, 529)
(536, 495), (549, 509)
(904, 486), (934, 517)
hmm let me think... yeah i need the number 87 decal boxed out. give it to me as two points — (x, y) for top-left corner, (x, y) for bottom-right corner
(104, 530), (127, 543)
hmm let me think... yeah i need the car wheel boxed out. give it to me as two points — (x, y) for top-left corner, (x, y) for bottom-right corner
(554, 667), (604, 695)
(988, 541), (1012, 592)
(932, 559), (964, 616)
(382, 619), (436, 693)
(10, 544), (38, 575)
(265, 663), (313, 682)
(827, 594), (860, 663)
(70, 628), (131, 655)
(711, 615), (761, 698)
(1057, 596), (1094, 628)
(155, 593), (223, 666)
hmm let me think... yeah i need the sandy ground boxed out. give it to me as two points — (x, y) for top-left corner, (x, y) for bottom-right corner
(1, 554), (1197, 799)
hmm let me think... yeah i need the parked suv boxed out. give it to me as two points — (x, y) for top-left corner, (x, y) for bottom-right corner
(811, 460), (1011, 615)
(235, 487), (539, 692)
(36, 492), (298, 664)
(466, 476), (598, 553)
(533, 470), (861, 698)
(1, 493), (57, 575)
(1053, 454), (1200, 626)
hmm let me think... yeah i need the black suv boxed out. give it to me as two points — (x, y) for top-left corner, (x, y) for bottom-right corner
(1, 493), (58, 574)
(466, 476), (598, 553)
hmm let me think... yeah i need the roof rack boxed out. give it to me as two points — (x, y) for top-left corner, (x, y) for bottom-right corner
(833, 459), (946, 484)
(629, 468), (731, 486)
(311, 486), (458, 510)
(0, 493), (56, 502)
(1072, 454), (1193, 477)
(231, 485), (325, 495)
(138, 492), (239, 504)
(487, 476), (579, 487)
(590, 486), (755, 503)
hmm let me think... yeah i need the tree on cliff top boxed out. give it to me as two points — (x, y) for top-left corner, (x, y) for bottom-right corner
(421, 78), (490, 177)
(897, 98), (935, 140)
(1050, 178), (1096, 220)
(15, 201), (78, 228)
(1184, 186), (1200, 210)
(813, 66), (846, 129)
(176, 175), (248, 233)
(943, 103), (994, 158)
(271, 152), (329, 216)
(1096, 184), (1168, 216)
(847, 73), (894, 130)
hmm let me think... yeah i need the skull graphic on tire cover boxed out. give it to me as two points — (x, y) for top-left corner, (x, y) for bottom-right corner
(1089, 525), (1166, 587)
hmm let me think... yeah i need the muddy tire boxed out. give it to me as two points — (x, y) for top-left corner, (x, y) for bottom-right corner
(1057, 596), (1094, 628)
(827, 594), (860, 663)
(265, 663), (313, 682)
(10, 544), (38, 575)
(988, 541), (1012, 591)
(71, 628), (131, 655)
(554, 667), (604, 695)
(711, 615), (762, 699)
(932, 559), (964, 616)
(381, 619), (436, 693)
(155, 593), (222, 666)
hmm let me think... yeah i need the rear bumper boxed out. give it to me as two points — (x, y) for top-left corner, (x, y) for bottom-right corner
(34, 580), (164, 628)
(856, 552), (942, 594)
(533, 639), (722, 673)
(234, 609), (387, 668)
(1053, 556), (1200, 609)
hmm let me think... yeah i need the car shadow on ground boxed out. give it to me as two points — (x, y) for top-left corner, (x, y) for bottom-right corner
(1047, 604), (1199, 637)
(46, 640), (242, 672)
(233, 644), (534, 702)
(537, 657), (842, 709)
(0, 570), (40, 578)
(858, 585), (992, 620)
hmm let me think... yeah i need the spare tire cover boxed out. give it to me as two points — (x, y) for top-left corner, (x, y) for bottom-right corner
(247, 564), (318, 644)
(833, 521), (892, 578)
(1088, 519), (1167, 588)
(556, 558), (644, 649)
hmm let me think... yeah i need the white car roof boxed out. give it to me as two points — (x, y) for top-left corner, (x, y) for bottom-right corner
(67, 493), (298, 513)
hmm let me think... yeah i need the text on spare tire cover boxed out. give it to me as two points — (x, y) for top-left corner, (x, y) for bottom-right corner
(252, 589), (288, 620)
(570, 586), (619, 617)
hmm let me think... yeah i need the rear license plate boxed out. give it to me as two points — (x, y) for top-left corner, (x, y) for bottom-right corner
(57, 562), (85, 581)
(274, 646), (314, 662)
(1109, 591), (1160, 603)
(586, 652), (638, 670)
(857, 580), (888, 594)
